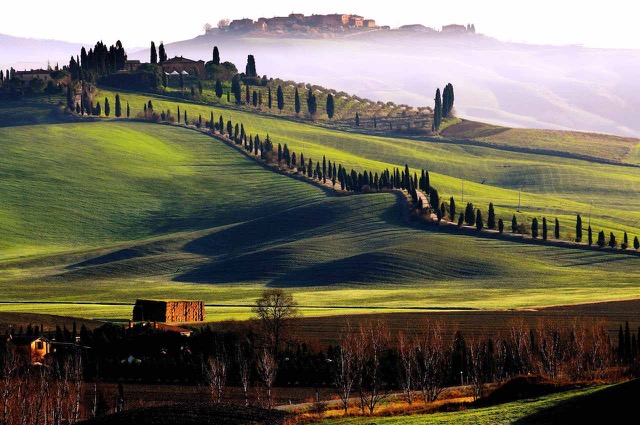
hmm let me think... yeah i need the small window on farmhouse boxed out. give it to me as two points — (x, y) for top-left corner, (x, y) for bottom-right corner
(36, 341), (43, 350)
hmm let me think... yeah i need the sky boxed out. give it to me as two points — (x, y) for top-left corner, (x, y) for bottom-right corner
(2, 0), (639, 49)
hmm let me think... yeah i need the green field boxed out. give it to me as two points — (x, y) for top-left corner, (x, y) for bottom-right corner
(98, 89), (640, 240)
(318, 385), (606, 425)
(0, 118), (638, 320)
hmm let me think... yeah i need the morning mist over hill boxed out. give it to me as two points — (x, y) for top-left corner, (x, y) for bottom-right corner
(126, 30), (639, 137)
(3, 27), (640, 137)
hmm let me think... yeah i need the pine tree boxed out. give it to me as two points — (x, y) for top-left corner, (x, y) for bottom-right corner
(213, 46), (220, 65)
(554, 218), (560, 239)
(588, 226), (593, 246)
(531, 218), (539, 238)
(277, 85), (284, 112)
(355, 112), (360, 127)
(542, 217), (548, 240)
(326, 93), (335, 119)
(115, 94), (122, 117)
(294, 88), (301, 115)
(498, 218), (504, 234)
(150, 41), (158, 64)
(487, 203), (496, 229)
(575, 214), (583, 242)
(512, 215), (518, 233)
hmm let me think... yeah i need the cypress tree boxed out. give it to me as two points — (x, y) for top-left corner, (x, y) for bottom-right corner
(440, 203), (446, 221)
(158, 42), (167, 63)
(184, 110), (187, 124)
(268, 87), (272, 109)
(198, 80), (203, 94)
(609, 232), (617, 248)
(277, 85), (284, 112)
(542, 217), (548, 240)
(430, 189), (440, 212)
(215, 80), (223, 98)
(177, 106), (180, 123)
(307, 88), (317, 115)
(531, 218), (539, 238)
(476, 210), (483, 231)
(104, 97), (110, 117)
(245, 84), (250, 104)
(322, 156), (327, 183)
(588, 226), (593, 246)
(432, 88), (442, 131)
(622, 231), (629, 249)
(115, 94), (121, 117)
(277, 144), (282, 163)
(213, 46), (220, 65)
(227, 91), (230, 102)
(575, 214), (583, 242)
(458, 213), (464, 228)
(634, 236), (640, 251)
(150, 41), (157, 64)
(597, 231), (606, 248)
(231, 77), (242, 104)
(487, 203), (496, 229)
(219, 116), (224, 134)
(465, 203), (475, 226)
(198, 114), (202, 128)
(355, 112), (360, 127)
(245, 54), (257, 78)
(512, 215), (518, 233)
(554, 218), (560, 239)
(227, 120), (233, 136)
(95, 101), (101, 116)
(126, 102), (130, 118)
(294, 88), (301, 115)
(252, 91), (258, 107)
(210, 112), (214, 128)
(498, 218), (504, 234)
(449, 197), (456, 221)
(326, 93), (335, 119)
(308, 159), (313, 178)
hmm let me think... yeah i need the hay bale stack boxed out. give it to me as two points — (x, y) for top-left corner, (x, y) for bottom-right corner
(132, 300), (205, 323)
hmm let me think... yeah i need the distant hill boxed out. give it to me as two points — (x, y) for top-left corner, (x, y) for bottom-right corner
(0, 33), (85, 71)
(127, 31), (640, 138)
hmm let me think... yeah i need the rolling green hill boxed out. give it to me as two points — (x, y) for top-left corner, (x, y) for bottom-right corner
(98, 89), (640, 241)
(0, 119), (638, 320)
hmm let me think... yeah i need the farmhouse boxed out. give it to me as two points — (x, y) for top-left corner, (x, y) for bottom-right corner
(363, 19), (376, 28)
(133, 299), (205, 323)
(349, 15), (365, 27)
(123, 60), (141, 72)
(229, 18), (255, 31)
(442, 24), (468, 34)
(9, 335), (51, 364)
(15, 69), (52, 82)
(160, 56), (205, 78)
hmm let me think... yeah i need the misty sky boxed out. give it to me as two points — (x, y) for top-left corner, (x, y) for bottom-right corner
(2, 1), (639, 49)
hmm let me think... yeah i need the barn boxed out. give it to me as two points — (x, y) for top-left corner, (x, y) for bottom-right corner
(132, 299), (205, 323)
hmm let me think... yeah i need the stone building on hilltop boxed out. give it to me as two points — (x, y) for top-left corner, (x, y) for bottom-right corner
(133, 299), (205, 323)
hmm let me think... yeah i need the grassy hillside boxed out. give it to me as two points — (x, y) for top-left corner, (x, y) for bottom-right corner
(0, 120), (638, 320)
(98, 89), (640, 241)
(320, 379), (639, 424)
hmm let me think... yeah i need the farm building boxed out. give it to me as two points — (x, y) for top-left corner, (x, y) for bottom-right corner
(133, 299), (205, 323)
(9, 335), (51, 364)
(160, 56), (206, 79)
(14, 69), (52, 82)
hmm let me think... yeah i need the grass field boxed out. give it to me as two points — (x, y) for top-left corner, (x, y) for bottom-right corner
(0, 119), (638, 320)
(97, 89), (640, 241)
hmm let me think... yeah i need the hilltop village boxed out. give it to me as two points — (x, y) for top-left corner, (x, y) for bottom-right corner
(208, 13), (477, 36)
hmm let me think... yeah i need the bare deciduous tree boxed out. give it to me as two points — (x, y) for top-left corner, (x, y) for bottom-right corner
(253, 289), (298, 353)
(207, 352), (227, 404)
(416, 321), (446, 403)
(332, 330), (358, 415)
(256, 349), (277, 409)
(361, 320), (389, 414)
(397, 332), (415, 405)
(235, 341), (251, 407)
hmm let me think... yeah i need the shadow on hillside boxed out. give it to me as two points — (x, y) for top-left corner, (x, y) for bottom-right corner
(514, 379), (639, 425)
